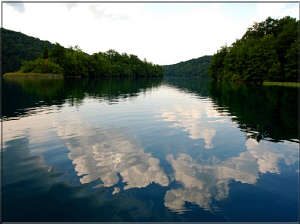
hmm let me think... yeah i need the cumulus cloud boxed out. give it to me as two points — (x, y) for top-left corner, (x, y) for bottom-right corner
(5, 3), (25, 13)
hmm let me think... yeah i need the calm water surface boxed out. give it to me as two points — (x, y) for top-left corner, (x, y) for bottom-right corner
(2, 77), (299, 222)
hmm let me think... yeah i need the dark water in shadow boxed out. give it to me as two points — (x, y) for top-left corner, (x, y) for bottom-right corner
(2, 77), (299, 222)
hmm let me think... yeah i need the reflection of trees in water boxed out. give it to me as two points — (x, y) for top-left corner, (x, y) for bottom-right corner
(156, 80), (299, 213)
(3, 77), (299, 219)
(164, 77), (210, 98)
(3, 77), (163, 119)
(164, 78), (298, 143)
(207, 82), (298, 143)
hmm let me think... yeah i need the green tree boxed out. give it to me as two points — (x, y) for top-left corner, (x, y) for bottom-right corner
(3, 27), (164, 78)
(209, 16), (298, 83)
(19, 58), (63, 74)
(1, 28), (55, 74)
(43, 43), (49, 59)
(49, 43), (66, 67)
(208, 45), (228, 81)
(284, 39), (299, 82)
(163, 56), (213, 77)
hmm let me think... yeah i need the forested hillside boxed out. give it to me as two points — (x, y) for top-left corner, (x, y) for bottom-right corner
(1, 28), (56, 75)
(15, 45), (164, 77)
(208, 16), (299, 82)
(2, 28), (164, 77)
(163, 55), (213, 77)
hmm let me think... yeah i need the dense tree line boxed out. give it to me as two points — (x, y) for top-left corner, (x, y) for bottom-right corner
(1, 28), (55, 75)
(163, 55), (213, 77)
(208, 16), (299, 82)
(18, 44), (164, 77)
(2, 28), (164, 77)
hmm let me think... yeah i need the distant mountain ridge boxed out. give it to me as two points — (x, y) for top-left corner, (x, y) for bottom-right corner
(163, 55), (213, 77)
(1, 28), (58, 75)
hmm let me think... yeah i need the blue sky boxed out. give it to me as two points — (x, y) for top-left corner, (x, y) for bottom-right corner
(2, 2), (299, 65)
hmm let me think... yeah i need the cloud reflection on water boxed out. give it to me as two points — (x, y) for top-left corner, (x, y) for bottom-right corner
(160, 106), (217, 149)
(164, 138), (299, 213)
(4, 83), (298, 217)
(53, 116), (169, 191)
(164, 152), (257, 213)
(157, 88), (298, 214)
(245, 138), (298, 174)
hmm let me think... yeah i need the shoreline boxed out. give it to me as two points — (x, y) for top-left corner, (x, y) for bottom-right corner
(3, 73), (64, 78)
(262, 81), (300, 87)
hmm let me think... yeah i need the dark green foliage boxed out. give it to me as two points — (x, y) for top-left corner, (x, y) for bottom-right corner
(207, 81), (298, 142)
(163, 55), (213, 77)
(49, 43), (66, 67)
(1, 28), (55, 74)
(163, 77), (298, 142)
(43, 43), (48, 59)
(284, 39), (299, 81)
(55, 48), (164, 77)
(19, 58), (63, 74)
(2, 28), (164, 77)
(208, 46), (228, 80)
(208, 16), (299, 82)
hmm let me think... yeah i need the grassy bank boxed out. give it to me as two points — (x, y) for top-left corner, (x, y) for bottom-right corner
(3, 73), (64, 78)
(263, 81), (300, 87)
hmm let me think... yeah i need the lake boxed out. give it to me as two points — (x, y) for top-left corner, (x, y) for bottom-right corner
(2, 77), (299, 222)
